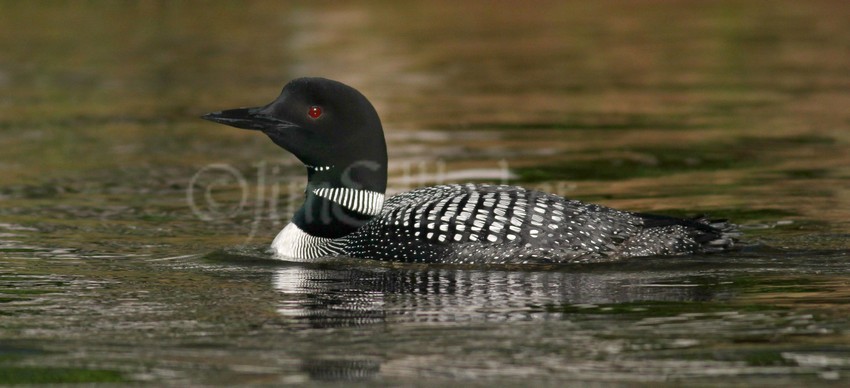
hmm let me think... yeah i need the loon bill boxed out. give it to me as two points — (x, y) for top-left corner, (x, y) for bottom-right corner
(202, 77), (738, 264)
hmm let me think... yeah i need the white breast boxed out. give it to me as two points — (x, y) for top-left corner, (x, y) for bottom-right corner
(271, 222), (344, 261)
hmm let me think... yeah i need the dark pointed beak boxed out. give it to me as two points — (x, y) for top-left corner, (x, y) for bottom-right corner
(201, 107), (297, 131)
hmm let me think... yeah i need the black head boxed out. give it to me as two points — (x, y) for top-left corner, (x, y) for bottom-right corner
(202, 78), (388, 191)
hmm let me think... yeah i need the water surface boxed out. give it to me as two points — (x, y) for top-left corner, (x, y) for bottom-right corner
(1, 1), (849, 385)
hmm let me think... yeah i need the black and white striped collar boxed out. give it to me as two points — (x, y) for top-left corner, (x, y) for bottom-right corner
(311, 187), (385, 216)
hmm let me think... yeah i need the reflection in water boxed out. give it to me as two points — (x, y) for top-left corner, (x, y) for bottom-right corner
(273, 265), (724, 328)
(300, 358), (381, 382)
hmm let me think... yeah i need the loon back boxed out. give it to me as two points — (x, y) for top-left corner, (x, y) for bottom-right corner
(202, 77), (738, 264)
(343, 184), (735, 264)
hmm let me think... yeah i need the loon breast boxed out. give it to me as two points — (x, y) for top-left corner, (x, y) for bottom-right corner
(342, 184), (648, 264)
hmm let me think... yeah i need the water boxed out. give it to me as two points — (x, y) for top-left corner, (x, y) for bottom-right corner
(1, 1), (849, 385)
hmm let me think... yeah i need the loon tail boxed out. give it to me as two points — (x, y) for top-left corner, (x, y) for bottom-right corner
(635, 213), (740, 254)
(695, 216), (740, 252)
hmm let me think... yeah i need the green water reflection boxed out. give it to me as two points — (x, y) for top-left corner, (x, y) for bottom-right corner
(1, 1), (849, 385)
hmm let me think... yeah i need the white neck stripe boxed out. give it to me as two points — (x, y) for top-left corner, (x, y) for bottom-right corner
(312, 188), (385, 216)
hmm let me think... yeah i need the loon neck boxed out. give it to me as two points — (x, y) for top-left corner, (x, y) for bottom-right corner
(292, 160), (387, 239)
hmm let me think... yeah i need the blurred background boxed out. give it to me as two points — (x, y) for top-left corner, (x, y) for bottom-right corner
(1, 1), (849, 385)
(2, 1), (849, 243)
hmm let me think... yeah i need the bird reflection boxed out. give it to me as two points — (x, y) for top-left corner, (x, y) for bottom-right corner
(300, 358), (381, 382)
(272, 265), (721, 329)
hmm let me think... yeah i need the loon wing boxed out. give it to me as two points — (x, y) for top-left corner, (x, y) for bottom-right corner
(343, 184), (644, 263)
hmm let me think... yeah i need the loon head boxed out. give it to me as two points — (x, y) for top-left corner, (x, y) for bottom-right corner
(202, 77), (388, 193)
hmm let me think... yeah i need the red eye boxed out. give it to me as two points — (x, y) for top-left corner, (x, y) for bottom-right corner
(308, 106), (322, 119)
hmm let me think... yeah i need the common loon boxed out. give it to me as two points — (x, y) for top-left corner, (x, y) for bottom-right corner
(202, 77), (737, 264)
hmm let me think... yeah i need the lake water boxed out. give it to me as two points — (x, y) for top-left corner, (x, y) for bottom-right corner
(1, 1), (849, 385)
